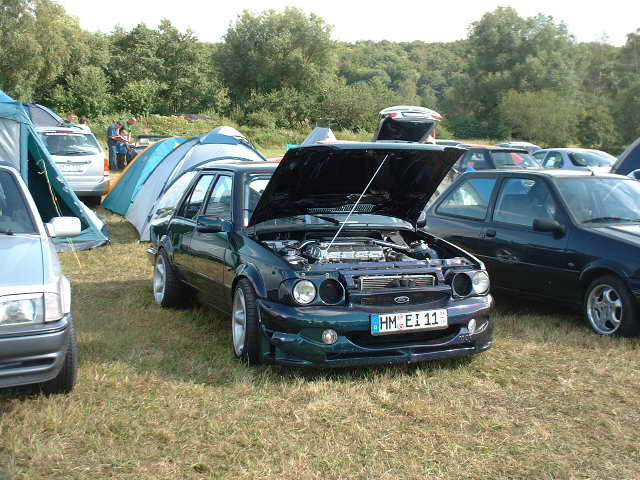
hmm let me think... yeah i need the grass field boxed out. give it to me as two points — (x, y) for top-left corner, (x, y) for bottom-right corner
(1, 211), (640, 479)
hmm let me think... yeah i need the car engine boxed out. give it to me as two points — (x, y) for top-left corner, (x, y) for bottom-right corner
(263, 236), (440, 266)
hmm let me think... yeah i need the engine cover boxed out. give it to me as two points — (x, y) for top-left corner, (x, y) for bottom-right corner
(318, 242), (385, 263)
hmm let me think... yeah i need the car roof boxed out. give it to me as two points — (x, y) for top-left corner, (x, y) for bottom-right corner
(462, 144), (529, 154)
(535, 147), (607, 153)
(462, 168), (626, 179)
(198, 160), (280, 172)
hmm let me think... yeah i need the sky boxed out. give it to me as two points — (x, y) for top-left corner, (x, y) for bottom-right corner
(57, 0), (639, 46)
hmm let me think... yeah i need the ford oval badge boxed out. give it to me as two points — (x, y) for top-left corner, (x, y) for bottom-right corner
(394, 296), (410, 304)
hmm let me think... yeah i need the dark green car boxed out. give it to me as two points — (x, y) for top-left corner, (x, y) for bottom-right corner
(149, 143), (493, 367)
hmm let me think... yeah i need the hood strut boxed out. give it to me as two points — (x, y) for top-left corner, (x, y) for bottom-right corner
(322, 154), (389, 259)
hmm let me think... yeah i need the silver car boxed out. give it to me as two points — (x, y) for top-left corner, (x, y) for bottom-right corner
(37, 126), (110, 205)
(532, 148), (616, 173)
(0, 162), (80, 394)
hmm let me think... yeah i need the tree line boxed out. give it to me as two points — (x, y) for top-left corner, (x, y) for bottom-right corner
(1, 0), (639, 148)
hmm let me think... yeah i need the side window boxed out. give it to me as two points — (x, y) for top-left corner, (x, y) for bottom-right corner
(179, 174), (215, 220)
(203, 175), (233, 220)
(493, 178), (557, 227)
(461, 151), (490, 171)
(533, 151), (546, 163)
(543, 152), (563, 169)
(436, 177), (497, 220)
(151, 171), (197, 222)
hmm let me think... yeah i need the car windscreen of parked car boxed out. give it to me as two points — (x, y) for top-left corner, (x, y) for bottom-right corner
(568, 151), (615, 168)
(555, 177), (640, 224)
(244, 174), (272, 226)
(490, 151), (539, 168)
(0, 170), (36, 234)
(40, 132), (101, 156)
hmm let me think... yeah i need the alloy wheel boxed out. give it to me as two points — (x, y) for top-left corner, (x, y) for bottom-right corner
(232, 288), (247, 356)
(153, 255), (166, 304)
(587, 283), (622, 335)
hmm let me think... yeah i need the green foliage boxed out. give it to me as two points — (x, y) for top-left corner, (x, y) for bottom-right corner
(498, 89), (579, 146)
(116, 79), (161, 116)
(1, 2), (638, 150)
(216, 7), (336, 102)
(64, 66), (113, 117)
(613, 79), (640, 143)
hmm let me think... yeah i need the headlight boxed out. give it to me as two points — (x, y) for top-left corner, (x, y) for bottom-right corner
(471, 271), (490, 295)
(44, 293), (63, 322)
(0, 294), (44, 326)
(293, 280), (316, 305)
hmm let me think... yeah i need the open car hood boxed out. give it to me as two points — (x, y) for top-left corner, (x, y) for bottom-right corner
(248, 143), (463, 228)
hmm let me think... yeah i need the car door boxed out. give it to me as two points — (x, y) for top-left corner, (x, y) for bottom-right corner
(426, 175), (500, 257)
(169, 173), (215, 286)
(483, 176), (571, 297)
(187, 173), (234, 310)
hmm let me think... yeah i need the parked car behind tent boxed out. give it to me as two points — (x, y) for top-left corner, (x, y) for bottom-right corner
(0, 90), (108, 250)
(125, 129), (267, 240)
(103, 137), (186, 215)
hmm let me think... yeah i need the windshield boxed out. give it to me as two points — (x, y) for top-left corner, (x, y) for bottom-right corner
(0, 171), (36, 234)
(376, 118), (436, 142)
(40, 132), (101, 156)
(569, 151), (615, 167)
(555, 177), (640, 224)
(490, 151), (539, 168)
(244, 174), (272, 226)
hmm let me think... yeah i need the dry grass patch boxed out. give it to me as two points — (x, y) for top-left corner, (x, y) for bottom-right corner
(1, 210), (639, 479)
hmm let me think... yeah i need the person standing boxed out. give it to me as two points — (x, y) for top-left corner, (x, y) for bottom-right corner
(116, 124), (130, 169)
(107, 120), (124, 170)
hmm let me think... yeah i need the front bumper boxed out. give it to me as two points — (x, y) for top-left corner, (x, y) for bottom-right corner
(0, 314), (71, 389)
(66, 176), (109, 196)
(257, 296), (493, 367)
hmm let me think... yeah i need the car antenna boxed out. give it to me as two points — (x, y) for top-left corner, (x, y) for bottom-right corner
(322, 154), (389, 260)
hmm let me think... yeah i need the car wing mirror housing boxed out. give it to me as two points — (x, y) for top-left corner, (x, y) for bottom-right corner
(533, 218), (565, 237)
(196, 215), (231, 233)
(416, 211), (427, 229)
(46, 217), (82, 238)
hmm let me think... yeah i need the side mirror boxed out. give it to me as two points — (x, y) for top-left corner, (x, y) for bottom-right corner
(416, 211), (427, 229)
(46, 217), (82, 238)
(627, 169), (640, 180)
(196, 215), (231, 233)
(533, 218), (565, 237)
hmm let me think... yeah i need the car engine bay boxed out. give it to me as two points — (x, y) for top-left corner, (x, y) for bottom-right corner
(260, 230), (471, 268)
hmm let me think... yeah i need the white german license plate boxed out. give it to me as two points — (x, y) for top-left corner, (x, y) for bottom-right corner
(59, 163), (83, 172)
(371, 309), (448, 335)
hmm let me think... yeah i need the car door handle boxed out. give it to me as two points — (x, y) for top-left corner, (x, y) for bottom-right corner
(485, 229), (496, 238)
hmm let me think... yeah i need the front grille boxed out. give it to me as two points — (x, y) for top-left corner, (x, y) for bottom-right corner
(359, 274), (435, 290)
(347, 326), (460, 349)
(358, 290), (449, 306)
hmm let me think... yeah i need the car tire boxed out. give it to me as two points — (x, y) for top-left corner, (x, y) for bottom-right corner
(584, 275), (639, 336)
(153, 249), (188, 308)
(231, 279), (261, 364)
(39, 316), (78, 395)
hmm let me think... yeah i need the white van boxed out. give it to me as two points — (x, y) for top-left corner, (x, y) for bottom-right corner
(37, 126), (109, 205)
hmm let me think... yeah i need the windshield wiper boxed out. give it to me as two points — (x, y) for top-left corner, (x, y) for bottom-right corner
(306, 214), (340, 225)
(0, 228), (14, 235)
(583, 216), (640, 224)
